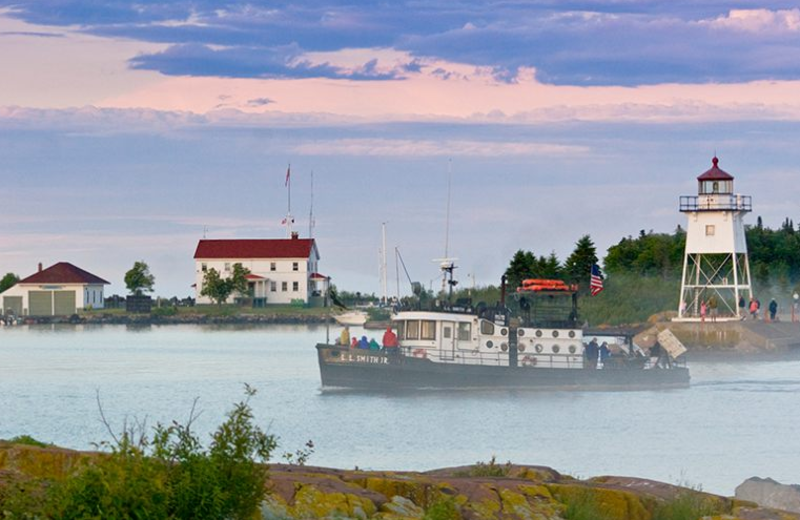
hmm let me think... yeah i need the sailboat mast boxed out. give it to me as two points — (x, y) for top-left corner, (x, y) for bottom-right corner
(381, 222), (388, 305)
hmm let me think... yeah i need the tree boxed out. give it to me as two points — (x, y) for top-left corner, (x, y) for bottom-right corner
(200, 264), (251, 305)
(201, 268), (230, 305)
(0, 272), (19, 293)
(563, 235), (598, 292)
(124, 261), (155, 295)
(229, 263), (250, 296)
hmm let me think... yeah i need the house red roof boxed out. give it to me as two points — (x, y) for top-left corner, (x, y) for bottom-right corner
(697, 157), (734, 181)
(194, 238), (316, 260)
(19, 262), (109, 285)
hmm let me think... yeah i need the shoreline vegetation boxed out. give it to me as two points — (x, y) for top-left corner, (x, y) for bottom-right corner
(1, 439), (796, 519)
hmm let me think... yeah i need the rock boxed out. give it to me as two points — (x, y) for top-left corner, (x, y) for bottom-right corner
(735, 477), (800, 513)
(378, 495), (424, 519)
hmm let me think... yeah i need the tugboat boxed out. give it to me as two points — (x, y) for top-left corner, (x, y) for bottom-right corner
(317, 274), (689, 391)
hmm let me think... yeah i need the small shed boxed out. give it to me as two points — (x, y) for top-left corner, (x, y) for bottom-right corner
(1, 262), (109, 316)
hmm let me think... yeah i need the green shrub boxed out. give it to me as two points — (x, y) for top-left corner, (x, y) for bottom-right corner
(455, 456), (512, 478)
(423, 496), (461, 520)
(151, 306), (178, 317)
(7, 435), (49, 448)
(0, 385), (281, 520)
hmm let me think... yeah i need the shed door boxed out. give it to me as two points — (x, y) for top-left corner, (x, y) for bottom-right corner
(29, 291), (53, 316)
(3, 296), (22, 316)
(54, 291), (76, 315)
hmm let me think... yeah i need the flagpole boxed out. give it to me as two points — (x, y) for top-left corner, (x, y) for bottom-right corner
(284, 163), (293, 238)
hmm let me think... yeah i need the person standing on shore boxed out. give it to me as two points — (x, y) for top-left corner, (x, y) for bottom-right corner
(749, 298), (758, 320)
(700, 300), (707, 323)
(769, 298), (778, 322)
(708, 295), (718, 322)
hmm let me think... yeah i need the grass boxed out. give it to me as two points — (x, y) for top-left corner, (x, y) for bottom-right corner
(454, 456), (512, 478)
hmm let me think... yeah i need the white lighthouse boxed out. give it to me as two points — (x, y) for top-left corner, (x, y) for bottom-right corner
(677, 157), (753, 321)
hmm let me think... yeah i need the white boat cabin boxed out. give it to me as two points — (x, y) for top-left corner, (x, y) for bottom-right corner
(393, 310), (585, 369)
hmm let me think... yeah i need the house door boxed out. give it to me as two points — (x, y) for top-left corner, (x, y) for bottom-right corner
(441, 322), (456, 361)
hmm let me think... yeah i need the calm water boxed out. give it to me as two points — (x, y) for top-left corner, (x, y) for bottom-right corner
(1, 324), (798, 495)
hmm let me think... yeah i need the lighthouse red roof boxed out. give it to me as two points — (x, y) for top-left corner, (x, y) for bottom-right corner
(697, 157), (734, 181)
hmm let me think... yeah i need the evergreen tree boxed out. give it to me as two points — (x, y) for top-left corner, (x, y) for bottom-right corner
(563, 235), (598, 292)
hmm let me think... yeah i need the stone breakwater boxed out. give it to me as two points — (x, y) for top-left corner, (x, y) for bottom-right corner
(1, 442), (797, 520)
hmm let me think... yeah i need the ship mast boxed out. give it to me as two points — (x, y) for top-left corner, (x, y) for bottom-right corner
(380, 222), (388, 306)
(434, 159), (458, 299)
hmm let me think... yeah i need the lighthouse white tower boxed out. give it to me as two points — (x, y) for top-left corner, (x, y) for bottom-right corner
(676, 157), (753, 321)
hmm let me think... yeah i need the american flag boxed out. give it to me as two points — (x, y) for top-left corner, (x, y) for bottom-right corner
(590, 264), (604, 296)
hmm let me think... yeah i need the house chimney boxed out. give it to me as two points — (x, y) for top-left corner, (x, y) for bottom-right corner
(291, 231), (299, 240)
(38, 262), (43, 272)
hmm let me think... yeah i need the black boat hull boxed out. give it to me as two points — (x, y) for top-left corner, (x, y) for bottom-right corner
(317, 344), (690, 391)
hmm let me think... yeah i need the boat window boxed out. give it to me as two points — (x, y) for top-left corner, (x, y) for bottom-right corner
(457, 322), (471, 341)
(421, 320), (436, 340)
(480, 320), (494, 335)
(406, 320), (420, 340)
(443, 326), (452, 339)
(396, 321), (406, 340)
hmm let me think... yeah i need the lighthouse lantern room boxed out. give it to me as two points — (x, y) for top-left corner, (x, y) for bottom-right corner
(676, 157), (753, 321)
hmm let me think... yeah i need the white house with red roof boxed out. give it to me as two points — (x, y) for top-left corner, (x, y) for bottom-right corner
(193, 233), (328, 306)
(1, 262), (109, 316)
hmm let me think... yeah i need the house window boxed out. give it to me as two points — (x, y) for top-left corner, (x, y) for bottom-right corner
(270, 262), (276, 271)
(292, 262), (299, 271)
(705, 225), (715, 236)
(270, 281), (277, 292)
(201, 263), (207, 272)
(282, 281), (288, 291)
(292, 281), (299, 291)
(224, 263), (231, 272)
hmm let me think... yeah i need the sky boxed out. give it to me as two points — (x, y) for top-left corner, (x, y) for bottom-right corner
(3, 1), (800, 297)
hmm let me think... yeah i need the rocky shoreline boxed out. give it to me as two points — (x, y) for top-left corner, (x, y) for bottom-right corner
(0, 441), (796, 520)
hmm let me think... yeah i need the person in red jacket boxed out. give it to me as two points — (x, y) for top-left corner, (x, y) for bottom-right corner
(382, 326), (398, 350)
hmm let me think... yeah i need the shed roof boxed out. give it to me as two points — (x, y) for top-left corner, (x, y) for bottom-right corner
(19, 262), (109, 285)
(194, 238), (317, 260)
(697, 157), (734, 181)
